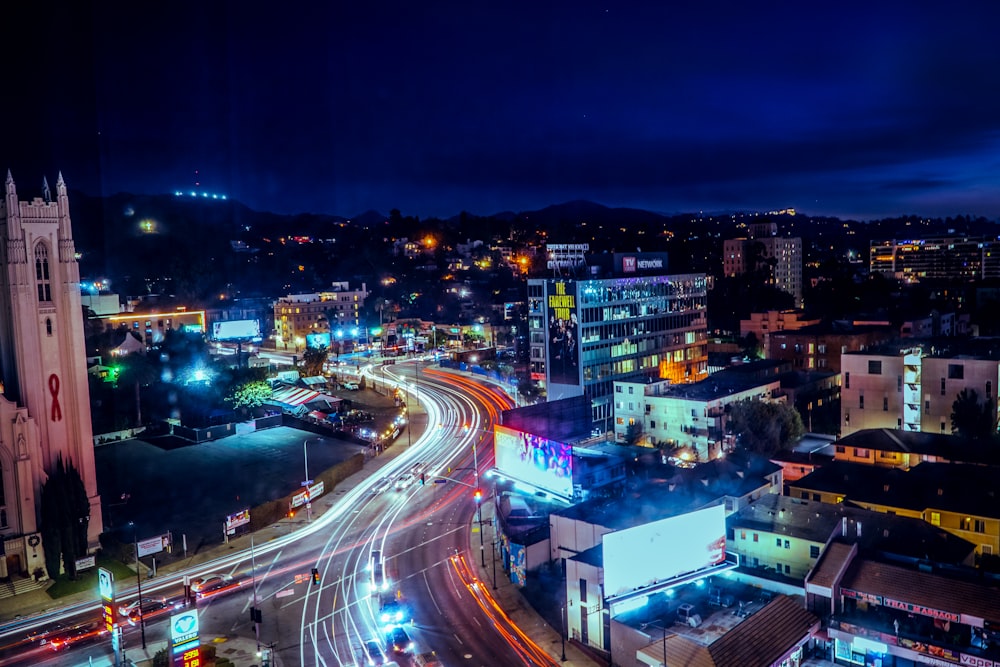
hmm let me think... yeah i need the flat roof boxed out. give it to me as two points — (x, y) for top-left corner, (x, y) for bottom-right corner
(837, 428), (1000, 466)
(792, 460), (1000, 520)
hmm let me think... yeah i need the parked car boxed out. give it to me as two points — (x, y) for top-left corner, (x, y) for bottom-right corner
(676, 603), (703, 627)
(343, 381), (360, 391)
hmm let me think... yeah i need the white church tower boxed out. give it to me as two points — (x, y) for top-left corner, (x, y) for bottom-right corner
(0, 171), (102, 566)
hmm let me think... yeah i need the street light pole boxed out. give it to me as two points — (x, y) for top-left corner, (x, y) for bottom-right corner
(131, 523), (146, 649)
(303, 438), (318, 522)
(560, 604), (567, 662)
(473, 437), (486, 567)
(251, 536), (260, 652)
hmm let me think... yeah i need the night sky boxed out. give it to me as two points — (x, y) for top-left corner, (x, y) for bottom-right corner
(5, 2), (1000, 220)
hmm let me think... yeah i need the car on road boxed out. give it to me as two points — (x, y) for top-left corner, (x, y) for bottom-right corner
(370, 550), (389, 594)
(25, 621), (70, 646)
(371, 476), (392, 494)
(394, 473), (415, 491)
(362, 639), (387, 665)
(117, 597), (161, 618)
(387, 626), (413, 654)
(48, 622), (108, 652)
(123, 598), (181, 625)
(378, 596), (411, 626)
(343, 381), (360, 390)
(192, 574), (241, 599)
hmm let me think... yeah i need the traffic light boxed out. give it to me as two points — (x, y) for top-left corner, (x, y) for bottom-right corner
(473, 489), (483, 503)
(311, 568), (320, 585)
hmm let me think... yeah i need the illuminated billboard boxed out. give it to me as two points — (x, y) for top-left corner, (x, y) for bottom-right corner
(212, 319), (262, 341)
(306, 332), (331, 349)
(546, 280), (580, 385)
(602, 505), (726, 599)
(494, 424), (573, 498)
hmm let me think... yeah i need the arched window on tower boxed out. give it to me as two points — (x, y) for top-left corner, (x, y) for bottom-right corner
(46, 318), (53, 336)
(35, 243), (52, 303)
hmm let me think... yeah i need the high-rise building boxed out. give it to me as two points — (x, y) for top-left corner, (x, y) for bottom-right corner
(723, 221), (803, 307)
(870, 236), (1000, 282)
(527, 250), (708, 428)
(0, 172), (103, 569)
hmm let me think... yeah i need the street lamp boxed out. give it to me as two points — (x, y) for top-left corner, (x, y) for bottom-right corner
(129, 522), (147, 650)
(302, 437), (321, 522)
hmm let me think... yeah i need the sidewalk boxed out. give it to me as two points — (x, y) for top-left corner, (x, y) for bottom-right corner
(472, 499), (601, 667)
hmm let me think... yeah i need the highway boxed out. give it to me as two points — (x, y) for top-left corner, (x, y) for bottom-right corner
(0, 359), (562, 667)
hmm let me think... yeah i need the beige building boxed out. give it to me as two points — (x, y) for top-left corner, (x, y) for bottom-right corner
(723, 222), (803, 307)
(614, 363), (786, 461)
(841, 342), (1000, 436)
(274, 282), (369, 351)
(739, 309), (820, 358)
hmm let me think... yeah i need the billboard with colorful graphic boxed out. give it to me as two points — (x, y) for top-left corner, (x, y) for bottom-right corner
(494, 424), (573, 498)
(602, 505), (727, 599)
(509, 542), (527, 587)
(546, 280), (580, 385)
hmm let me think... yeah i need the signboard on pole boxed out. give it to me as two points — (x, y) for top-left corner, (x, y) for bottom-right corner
(291, 481), (325, 509)
(137, 534), (171, 558)
(99, 567), (116, 633)
(75, 555), (96, 571)
(170, 609), (201, 667)
(226, 508), (250, 535)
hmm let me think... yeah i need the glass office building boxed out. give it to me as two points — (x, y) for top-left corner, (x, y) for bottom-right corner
(528, 253), (708, 429)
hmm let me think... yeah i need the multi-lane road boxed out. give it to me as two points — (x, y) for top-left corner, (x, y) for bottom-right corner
(0, 358), (562, 667)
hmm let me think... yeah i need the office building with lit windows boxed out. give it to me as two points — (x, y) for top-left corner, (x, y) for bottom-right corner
(273, 281), (369, 351)
(527, 251), (708, 428)
(869, 236), (1000, 282)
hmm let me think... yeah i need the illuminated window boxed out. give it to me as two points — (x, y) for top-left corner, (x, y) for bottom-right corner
(34, 242), (51, 302)
(930, 512), (941, 526)
(752, 533), (759, 543)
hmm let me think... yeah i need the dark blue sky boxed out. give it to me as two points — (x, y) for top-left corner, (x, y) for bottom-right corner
(6, 2), (1000, 220)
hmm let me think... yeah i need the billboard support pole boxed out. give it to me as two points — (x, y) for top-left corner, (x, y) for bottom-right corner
(130, 522), (146, 649)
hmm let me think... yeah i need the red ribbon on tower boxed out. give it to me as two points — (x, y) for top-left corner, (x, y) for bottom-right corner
(48, 373), (62, 421)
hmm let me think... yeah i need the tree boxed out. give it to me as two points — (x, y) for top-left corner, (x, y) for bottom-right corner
(39, 455), (91, 580)
(624, 421), (644, 446)
(115, 347), (159, 427)
(226, 380), (273, 412)
(301, 345), (328, 378)
(950, 388), (996, 441)
(727, 400), (804, 456)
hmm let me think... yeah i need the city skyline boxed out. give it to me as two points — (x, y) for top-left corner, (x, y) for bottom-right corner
(4, 2), (1000, 221)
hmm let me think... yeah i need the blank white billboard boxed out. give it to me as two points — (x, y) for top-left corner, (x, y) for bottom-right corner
(212, 319), (261, 341)
(602, 505), (726, 599)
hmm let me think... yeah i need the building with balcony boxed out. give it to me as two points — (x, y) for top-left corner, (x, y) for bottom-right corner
(527, 252), (707, 428)
(840, 341), (1000, 436)
(273, 282), (369, 351)
(613, 361), (788, 461)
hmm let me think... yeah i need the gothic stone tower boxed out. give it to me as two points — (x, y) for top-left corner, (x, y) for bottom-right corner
(0, 172), (102, 554)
